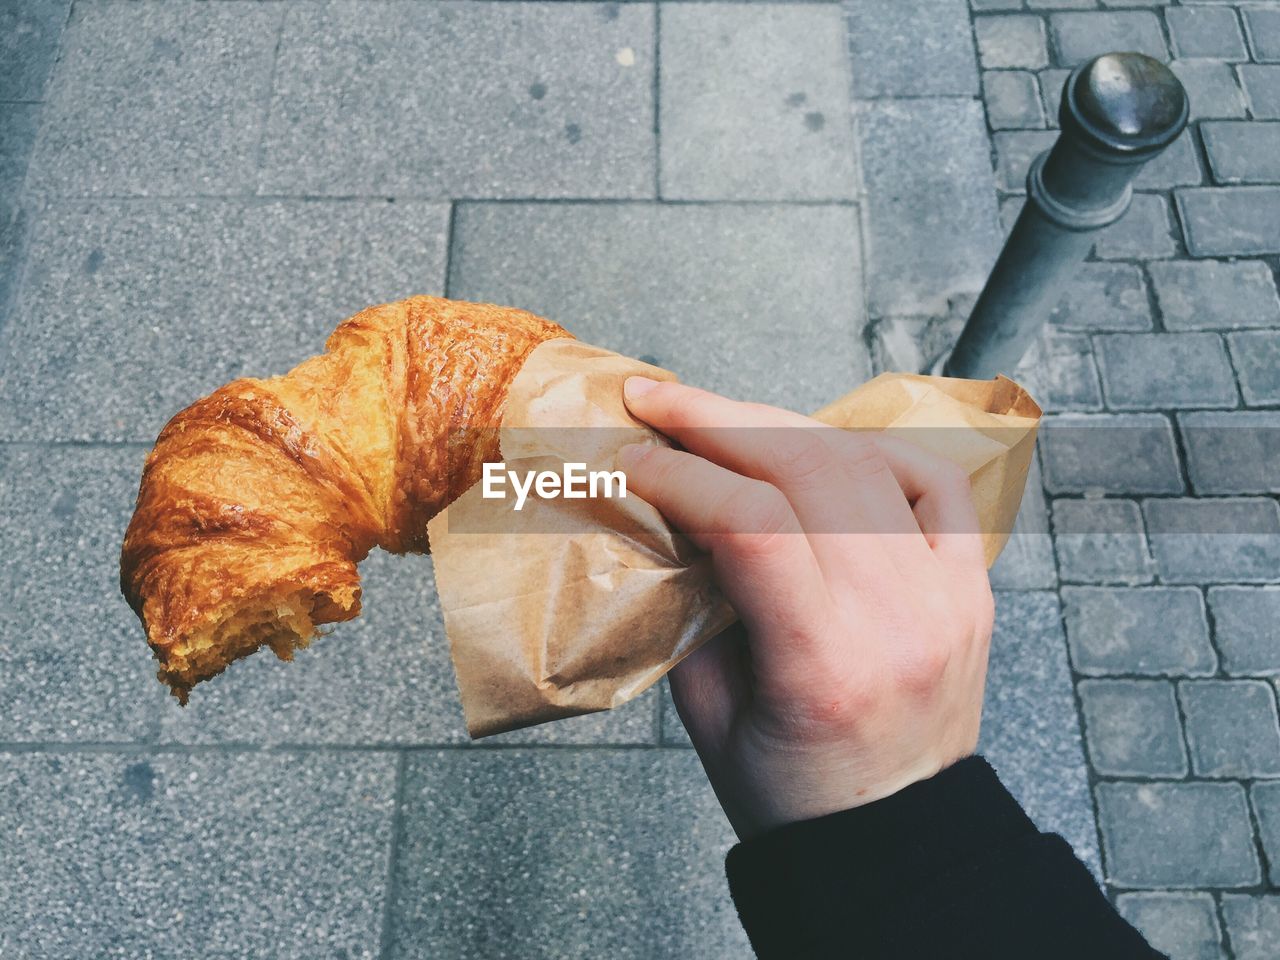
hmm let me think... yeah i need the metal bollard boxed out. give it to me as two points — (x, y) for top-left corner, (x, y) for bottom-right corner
(941, 53), (1189, 380)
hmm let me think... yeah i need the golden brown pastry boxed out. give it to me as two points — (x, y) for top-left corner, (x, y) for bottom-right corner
(120, 296), (569, 701)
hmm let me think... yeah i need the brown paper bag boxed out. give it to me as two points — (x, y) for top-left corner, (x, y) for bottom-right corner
(428, 339), (1041, 738)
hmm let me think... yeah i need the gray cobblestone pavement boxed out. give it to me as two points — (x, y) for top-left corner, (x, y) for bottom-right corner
(959, 1), (1280, 955)
(0, 0), (1276, 956)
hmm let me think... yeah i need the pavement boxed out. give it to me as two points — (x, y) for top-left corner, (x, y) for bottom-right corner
(0, 1), (1277, 957)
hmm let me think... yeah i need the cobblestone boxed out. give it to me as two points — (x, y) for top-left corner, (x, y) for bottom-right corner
(995, 129), (1058, 192)
(1052, 499), (1156, 585)
(1209, 587), (1280, 676)
(983, 70), (1046, 129)
(1221, 896), (1280, 960)
(1016, 330), (1102, 411)
(1240, 65), (1280, 120)
(1144, 498), (1280, 584)
(1147, 260), (1280, 331)
(1171, 61), (1249, 121)
(1203, 121), (1280, 185)
(1062, 586), (1215, 677)
(660, 5), (857, 201)
(1096, 334), (1238, 411)
(1244, 7), (1280, 63)
(1095, 193), (1180, 260)
(1252, 782), (1280, 887)
(1134, 132), (1204, 190)
(1167, 6), (1247, 62)
(1180, 412), (1280, 496)
(1039, 68), (1071, 126)
(1048, 12), (1167, 68)
(1038, 413), (1183, 496)
(1178, 187), (1280, 256)
(1049, 263), (1153, 331)
(1078, 679), (1188, 777)
(1116, 893), (1226, 960)
(1229, 331), (1280, 404)
(1181, 680), (1280, 778)
(1096, 782), (1260, 889)
(975, 15), (1049, 70)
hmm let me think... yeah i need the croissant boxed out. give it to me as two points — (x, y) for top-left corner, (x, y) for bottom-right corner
(120, 296), (570, 701)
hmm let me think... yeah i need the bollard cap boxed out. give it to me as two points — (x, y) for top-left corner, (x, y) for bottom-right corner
(1063, 53), (1189, 157)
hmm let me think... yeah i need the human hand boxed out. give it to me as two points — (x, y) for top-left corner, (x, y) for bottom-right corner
(618, 377), (995, 841)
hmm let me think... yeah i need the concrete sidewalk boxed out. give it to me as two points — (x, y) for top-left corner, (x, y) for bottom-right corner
(4, 0), (1274, 957)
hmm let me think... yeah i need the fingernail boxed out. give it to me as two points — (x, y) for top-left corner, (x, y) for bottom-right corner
(617, 442), (649, 471)
(624, 376), (659, 403)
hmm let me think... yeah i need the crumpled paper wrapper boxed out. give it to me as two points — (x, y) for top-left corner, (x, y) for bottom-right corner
(428, 339), (1042, 738)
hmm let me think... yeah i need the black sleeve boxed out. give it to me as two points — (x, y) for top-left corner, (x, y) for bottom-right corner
(724, 756), (1164, 960)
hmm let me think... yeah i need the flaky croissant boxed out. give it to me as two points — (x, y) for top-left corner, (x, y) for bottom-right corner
(120, 296), (569, 701)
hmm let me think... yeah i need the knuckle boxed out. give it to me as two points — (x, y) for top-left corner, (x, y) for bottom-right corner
(764, 431), (834, 489)
(896, 643), (953, 696)
(840, 433), (892, 482)
(719, 482), (793, 554)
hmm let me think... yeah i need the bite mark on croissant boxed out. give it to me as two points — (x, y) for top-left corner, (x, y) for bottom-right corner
(120, 296), (570, 701)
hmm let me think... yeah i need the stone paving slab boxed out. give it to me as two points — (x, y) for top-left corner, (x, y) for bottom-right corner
(978, 591), (1100, 876)
(0, 446), (165, 743)
(857, 98), (1002, 316)
(0, 751), (397, 958)
(0, 103), (39, 203)
(0, 200), (450, 442)
(0, 0), (69, 103)
(260, 1), (655, 199)
(846, 0), (979, 97)
(27, 1), (281, 198)
(448, 201), (868, 413)
(159, 549), (661, 747)
(659, 4), (857, 201)
(386, 749), (749, 959)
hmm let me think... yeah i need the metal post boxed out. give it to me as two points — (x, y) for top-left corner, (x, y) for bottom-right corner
(941, 52), (1189, 380)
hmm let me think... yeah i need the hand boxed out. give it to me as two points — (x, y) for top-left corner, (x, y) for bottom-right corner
(618, 377), (995, 841)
